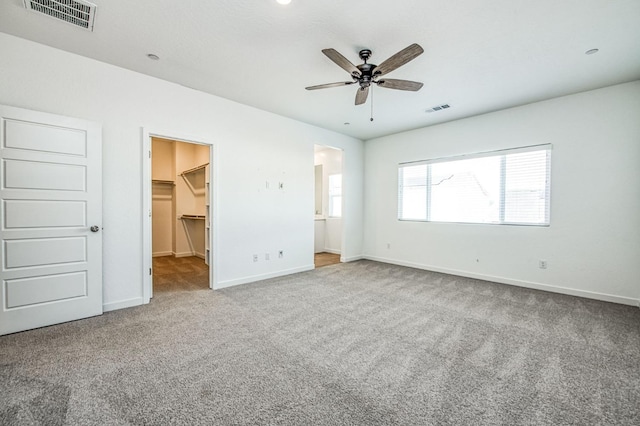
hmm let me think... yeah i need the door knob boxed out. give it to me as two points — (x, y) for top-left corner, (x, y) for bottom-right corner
(90, 226), (100, 232)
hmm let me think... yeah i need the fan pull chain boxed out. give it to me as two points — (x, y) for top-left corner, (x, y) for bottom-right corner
(370, 85), (374, 122)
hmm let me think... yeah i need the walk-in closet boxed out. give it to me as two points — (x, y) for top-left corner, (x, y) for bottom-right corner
(151, 137), (211, 291)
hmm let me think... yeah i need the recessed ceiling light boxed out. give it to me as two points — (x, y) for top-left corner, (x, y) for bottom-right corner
(585, 48), (599, 55)
(147, 53), (160, 60)
(276, 0), (292, 5)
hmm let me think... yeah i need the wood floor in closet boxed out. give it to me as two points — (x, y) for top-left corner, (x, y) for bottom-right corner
(314, 252), (341, 268)
(153, 256), (209, 292)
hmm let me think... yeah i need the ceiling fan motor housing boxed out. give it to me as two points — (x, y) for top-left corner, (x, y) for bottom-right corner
(355, 63), (377, 87)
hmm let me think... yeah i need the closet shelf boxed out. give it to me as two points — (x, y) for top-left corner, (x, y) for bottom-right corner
(180, 214), (206, 220)
(180, 163), (209, 176)
(152, 179), (174, 185)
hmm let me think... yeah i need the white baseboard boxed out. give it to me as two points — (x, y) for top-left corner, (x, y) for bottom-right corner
(152, 251), (172, 257)
(342, 255), (364, 262)
(364, 255), (640, 307)
(215, 265), (315, 290)
(155, 251), (202, 259)
(103, 297), (144, 312)
(174, 251), (194, 258)
(322, 248), (342, 255)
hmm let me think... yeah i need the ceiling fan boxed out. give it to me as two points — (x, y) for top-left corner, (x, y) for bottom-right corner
(305, 43), (424, 105)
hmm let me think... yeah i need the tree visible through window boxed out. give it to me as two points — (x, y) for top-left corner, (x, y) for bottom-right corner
(398, 145), (551, 225)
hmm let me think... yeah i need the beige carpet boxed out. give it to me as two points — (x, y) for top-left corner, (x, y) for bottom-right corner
(1, 260), (639, 424)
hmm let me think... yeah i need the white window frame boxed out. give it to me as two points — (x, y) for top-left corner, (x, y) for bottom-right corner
(398, 144), (552, 226)
(328, 173), (342, 218)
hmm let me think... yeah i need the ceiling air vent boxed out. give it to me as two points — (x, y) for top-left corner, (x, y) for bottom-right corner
(24, 0), (97, 31)
(425, 104), (451, 113)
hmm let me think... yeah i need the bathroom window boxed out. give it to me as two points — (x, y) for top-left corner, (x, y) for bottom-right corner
(328, 174), (342, 217)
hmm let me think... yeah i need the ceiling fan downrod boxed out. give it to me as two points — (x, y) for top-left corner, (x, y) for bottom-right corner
(356, 49), (376, 89)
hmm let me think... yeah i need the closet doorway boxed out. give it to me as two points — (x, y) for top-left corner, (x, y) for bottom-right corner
(149, 137), (212, 295)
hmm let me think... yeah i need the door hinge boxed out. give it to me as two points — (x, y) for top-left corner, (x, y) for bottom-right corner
(149, 150), (151, 158)
(149, 268), (152, 275)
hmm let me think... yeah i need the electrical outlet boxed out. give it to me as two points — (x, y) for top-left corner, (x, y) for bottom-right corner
(265, 253), (270, 261)
(253, 254), (258, 262)
(539, 260), (547, 269)
(278, 250), (284, 258)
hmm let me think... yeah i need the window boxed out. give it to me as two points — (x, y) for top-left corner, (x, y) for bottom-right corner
(328, 174), (342, 217)
(398, 145), (551, 225)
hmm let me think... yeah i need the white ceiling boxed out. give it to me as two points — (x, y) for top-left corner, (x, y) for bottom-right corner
(1, 0), (639, 140)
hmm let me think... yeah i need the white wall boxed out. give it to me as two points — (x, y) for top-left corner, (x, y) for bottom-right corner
(364, 81), (640, 305)
(0, 33), (363, 310)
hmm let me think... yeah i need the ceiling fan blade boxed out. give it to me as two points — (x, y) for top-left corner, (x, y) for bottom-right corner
(373, 43), (424, 77)
(305, 81), (355, 90)
(355, 86), (369, 105)
(322, 48), (362, 77)
(376, 79), (424, 91)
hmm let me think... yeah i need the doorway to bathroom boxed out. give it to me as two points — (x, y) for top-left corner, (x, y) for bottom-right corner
(314, 144), (343, 268)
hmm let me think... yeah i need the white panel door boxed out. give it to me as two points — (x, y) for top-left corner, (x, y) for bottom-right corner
(0, 105), (102, 335)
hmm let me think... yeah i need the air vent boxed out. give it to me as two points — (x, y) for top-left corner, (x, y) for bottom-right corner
(24, 0), (97, 31)
(425, 104), (451, 113)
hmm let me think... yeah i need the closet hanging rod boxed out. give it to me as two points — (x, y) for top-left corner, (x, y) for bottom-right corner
(180, 163), (209, 176)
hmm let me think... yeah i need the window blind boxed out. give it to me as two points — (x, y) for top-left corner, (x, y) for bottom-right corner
(398, 144), (551, 225)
